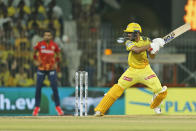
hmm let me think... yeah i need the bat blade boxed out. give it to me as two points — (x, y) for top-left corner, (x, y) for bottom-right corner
(163, 23), (191, 44)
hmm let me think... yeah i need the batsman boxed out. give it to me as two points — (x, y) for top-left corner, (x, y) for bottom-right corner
(94, 22), (167, 116)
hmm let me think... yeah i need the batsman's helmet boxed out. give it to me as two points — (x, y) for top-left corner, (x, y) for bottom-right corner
(124, 23), (142, 33)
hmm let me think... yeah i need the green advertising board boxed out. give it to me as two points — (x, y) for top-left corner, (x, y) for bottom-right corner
(0, 87), (125, 116)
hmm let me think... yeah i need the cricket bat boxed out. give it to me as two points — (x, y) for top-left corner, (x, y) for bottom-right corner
(116, 23), (191, 44)
(163, 23), (191, 44)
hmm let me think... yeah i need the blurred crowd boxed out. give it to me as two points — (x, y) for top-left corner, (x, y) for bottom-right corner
(0, 0), (123, 87)
(0, 0), (68, 87)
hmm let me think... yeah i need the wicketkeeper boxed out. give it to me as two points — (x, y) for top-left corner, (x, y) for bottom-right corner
(94, 22), (167, 116)
(32, 30), (64, 116)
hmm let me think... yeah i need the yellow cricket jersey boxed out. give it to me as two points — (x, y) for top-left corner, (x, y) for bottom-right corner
(125, 36), (151, 69)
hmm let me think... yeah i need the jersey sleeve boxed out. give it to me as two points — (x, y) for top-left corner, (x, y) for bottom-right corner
(34, 42), (40, 51)
(146, 37), (151, 44)
(54, 43), (60, 53)
(143, 37), (151, 45)
(125, 40), (135, 51)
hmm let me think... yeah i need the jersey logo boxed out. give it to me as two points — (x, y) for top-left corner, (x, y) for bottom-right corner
(41, 50), (54, 54)
(123, 76), (132, 81)
(50, 71), (55, 75)
(41, 46), (46, 49)
(144, 74), (156, 80)
(37, 71), (44, 75)
(126, 42), (134, 47)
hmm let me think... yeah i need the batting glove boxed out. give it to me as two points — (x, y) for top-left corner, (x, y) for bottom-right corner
(150, 42), (160, 54)
(152, 38), (165, 47)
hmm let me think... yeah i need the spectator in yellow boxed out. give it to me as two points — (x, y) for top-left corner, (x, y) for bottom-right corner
(0, 43), (14, 63)
(27, 10), (42, 31)
(45, 13), (61, 37)
(15, 66), (34, 87)
(32, 0), (46, 17)
(7, 0), (16, 17)
(0, 62), (16, 86)
(15, 31), (31, 59)
(16, 0), (31, 15)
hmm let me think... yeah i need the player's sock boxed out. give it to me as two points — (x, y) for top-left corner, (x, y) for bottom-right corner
(94, 84), (124, 115)
(32, 106), (40, 116)
(150, 86), (167, 109)
(56, 106), (64, 116)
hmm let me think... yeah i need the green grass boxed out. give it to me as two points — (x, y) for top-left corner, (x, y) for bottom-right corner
(0, 115), (196, 131)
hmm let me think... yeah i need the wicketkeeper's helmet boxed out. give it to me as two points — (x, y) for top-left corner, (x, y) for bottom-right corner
(124, 23), (142, 33)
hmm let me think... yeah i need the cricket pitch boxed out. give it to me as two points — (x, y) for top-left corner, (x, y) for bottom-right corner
(0, 115), (196, 131)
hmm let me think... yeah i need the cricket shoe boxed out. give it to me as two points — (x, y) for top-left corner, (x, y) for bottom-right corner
(94, 111), (104, 117)
(56, 106), (64, 116)
(32, 107), (40, 116)
(154, 107), (161, 114)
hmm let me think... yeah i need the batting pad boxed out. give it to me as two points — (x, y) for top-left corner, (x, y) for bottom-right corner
(150, 86), (167, 109)
(94, 84), (124, 115)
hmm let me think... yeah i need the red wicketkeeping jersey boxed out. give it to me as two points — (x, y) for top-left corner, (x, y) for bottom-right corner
(34, 40), (60, 71)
